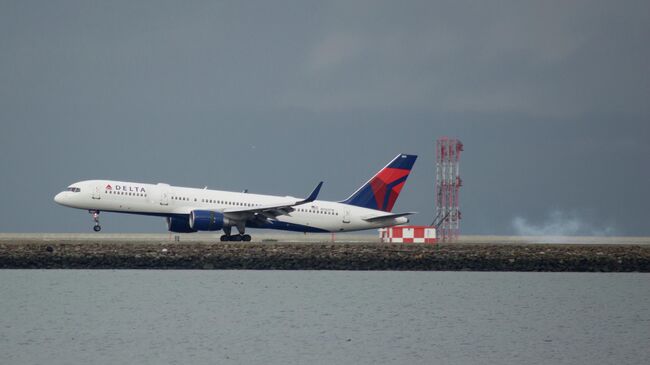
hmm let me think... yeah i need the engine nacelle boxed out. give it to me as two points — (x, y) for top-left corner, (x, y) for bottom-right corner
(189, 210), (226, 231)
(166, 216), (197, 233)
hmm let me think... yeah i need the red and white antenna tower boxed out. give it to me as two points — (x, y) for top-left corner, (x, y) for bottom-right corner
(433, 137), (463, 242)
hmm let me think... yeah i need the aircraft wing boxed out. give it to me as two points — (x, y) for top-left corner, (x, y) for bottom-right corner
(222, 182), (323, 221)
(362, 212), (416, 222)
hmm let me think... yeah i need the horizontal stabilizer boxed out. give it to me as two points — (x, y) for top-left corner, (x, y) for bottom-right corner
(362, 212), (416, 222)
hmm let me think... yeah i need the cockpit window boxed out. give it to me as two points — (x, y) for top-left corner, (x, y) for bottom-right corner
(67, 187), (81, 193)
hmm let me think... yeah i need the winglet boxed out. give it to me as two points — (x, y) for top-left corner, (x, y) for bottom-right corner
(298, 181), (323, 204)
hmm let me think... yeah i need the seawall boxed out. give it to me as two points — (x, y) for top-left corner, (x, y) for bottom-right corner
(1, 241), (649, 271)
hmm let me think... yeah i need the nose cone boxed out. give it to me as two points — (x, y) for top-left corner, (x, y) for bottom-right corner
(54, 192), (65, 205)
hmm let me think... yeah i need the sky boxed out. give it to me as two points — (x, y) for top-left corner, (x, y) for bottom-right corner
(1, 0), (648, 235)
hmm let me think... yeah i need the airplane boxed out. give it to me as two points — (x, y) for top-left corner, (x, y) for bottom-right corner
(54, 154), (417, 241)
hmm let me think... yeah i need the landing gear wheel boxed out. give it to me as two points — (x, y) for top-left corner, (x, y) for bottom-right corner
(231, 235), (242, 242)
(242, 234), (252, 242)
(89, 210), (101, 232)
(220, 235), (229, 242)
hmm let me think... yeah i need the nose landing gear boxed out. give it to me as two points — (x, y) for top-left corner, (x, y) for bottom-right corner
(89, 210), (101, 232)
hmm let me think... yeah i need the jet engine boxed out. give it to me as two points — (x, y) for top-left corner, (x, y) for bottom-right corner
(166, 216), (197, 233)
(189, 210), (226, 231)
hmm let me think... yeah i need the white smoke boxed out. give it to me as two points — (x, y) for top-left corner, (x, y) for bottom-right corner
(512, 211), (617, 238)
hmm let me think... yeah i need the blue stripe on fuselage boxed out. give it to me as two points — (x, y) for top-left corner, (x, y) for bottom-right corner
(247, 219), (329, 233)
(91, 210), (330, 233)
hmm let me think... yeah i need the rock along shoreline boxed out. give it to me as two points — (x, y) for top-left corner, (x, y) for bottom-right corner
(1, 241), (649, 271)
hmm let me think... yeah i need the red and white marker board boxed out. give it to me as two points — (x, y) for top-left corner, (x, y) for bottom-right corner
(379, 226), (437, 244)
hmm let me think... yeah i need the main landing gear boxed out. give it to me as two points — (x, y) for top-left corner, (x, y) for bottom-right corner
(219, 226), (252, 242)
(220, 234), (251, 242)
(89, 210), (101, 232)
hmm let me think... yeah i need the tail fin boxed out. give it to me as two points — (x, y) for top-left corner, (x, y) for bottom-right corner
(341, 154), (417, 212)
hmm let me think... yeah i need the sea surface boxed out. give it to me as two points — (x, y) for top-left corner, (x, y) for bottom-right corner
(1, 270), (648, 365)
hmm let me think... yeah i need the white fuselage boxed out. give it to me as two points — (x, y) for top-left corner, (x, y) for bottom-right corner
(54, 180), (408, 233)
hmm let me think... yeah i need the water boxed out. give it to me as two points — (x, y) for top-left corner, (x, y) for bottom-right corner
(1, 271), (648, 365)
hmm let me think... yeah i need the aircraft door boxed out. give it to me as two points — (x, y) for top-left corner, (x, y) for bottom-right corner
(157, 183), (170, 206)
(92, 185), (101, 200)
(343, 209), (351, 224)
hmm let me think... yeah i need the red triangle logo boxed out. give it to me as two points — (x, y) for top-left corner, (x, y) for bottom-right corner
(105, 184), (112, 190)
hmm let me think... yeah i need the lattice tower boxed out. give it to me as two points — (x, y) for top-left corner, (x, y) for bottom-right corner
(433, 138), (463, 241)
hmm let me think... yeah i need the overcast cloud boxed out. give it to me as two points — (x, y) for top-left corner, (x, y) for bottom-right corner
(1, 0), (648, 235)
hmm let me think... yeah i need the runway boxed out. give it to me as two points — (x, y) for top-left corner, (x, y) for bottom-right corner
(1, 233), (649, 245)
